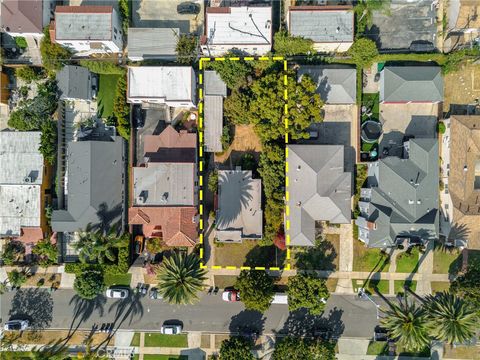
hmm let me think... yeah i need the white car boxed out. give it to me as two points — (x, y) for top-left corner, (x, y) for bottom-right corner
(4, 320), (29, 331)
(106, 287), (130, 299)
(161, 323), (182, 335)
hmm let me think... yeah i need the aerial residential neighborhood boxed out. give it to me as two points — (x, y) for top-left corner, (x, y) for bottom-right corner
(0, 1), (480, 360)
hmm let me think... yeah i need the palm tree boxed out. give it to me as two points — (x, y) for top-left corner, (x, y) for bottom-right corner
(156, 252), (207, 305)
(424, 291), (478, 345)
(381, 296), (431, 352)
(28, 340), (69, 360)
(75, 226), (127, 264)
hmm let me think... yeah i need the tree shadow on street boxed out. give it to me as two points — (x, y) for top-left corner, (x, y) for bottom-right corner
(9, 288), (53, 330)
(64, 295), (107, 344)
(228, 309), (266, 335)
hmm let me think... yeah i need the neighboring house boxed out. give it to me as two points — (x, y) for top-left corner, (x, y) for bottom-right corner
(356, 138), (439, 248)
(380, 66), (443, 104)
(51, 5), (123, 55)
(0, 131), (49, 247)
(1, 0), (55, 38)
(127, 28), (179, 61)
(127, 66), (196, 108)
(288, 6), (354, 53)
(446, 115), (480, 249)
(216, 168), (263, 243)
(298, 65), (356, 104)
(201, 6), (272, 56)
(52, 137), (125, 259)
(129, 126), (198, 247)
(287, 145), (351, 246)
(204, 70), (227, 153)
(56, 65), (94, 101)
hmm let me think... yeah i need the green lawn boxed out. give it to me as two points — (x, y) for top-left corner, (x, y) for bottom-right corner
(352, 279), (389, 295)
(104, 273), (132, 287)
(394, 280), (417, 295)
(361, 142), (377, 152)
(144, 333), (188, 348)
(396, 247), (420, 273)
(361, 93), (380, 122)
(144, 356), (188, 360)
(366, 341), (388, 355)
(431, 281), (450, 294)
(353, 239), (390, 272)
(97, 74), (120, 118)
(130, 332), (140, 346)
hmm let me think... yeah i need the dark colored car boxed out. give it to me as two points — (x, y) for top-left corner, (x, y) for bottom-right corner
(374, 326), (389, 342)
(177, 1), (201, 14)
(132, 104), (145, 129)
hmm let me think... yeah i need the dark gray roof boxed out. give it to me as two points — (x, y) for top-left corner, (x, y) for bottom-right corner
(204, 95), (223, 153)
(287, 145), (352, 246)
(52, 138), (125, 233)
(56, 65), (92, 100)
(356, 138), (439, 247)
(204, 70), (227, 96)
(127, 28), (179, 60)
(380, 66), (444, 103)
(298, 65), (356, 104)
(289, 8), (354, 43)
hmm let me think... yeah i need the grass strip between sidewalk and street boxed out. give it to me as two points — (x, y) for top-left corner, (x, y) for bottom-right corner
(144, 333), (188, 348)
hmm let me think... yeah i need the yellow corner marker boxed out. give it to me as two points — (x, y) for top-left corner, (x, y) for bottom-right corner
(240, 266), (251, 270)
(244, 57), (254, 61)
(226, 266), (237, 270)
(285, 263), (291, 270)
(255, 267), (266, 270)
(200, 263), (207, 269)
(199, 73), (203, 84)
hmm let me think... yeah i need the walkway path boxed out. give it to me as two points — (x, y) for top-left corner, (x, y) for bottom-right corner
(331, 224), (354, 293)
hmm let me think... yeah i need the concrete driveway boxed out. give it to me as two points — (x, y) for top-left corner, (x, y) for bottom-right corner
(379, 102), (439, 157)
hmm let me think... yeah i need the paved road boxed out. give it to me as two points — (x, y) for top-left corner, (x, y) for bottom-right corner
(1, 290), (385, 338)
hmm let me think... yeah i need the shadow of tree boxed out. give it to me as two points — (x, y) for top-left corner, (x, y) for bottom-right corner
(244, 244), (286, 268)
(9, 288), (53, 330)
(294, 237), (337, 271)
(65, 295), (106, 342)
(229, 309), (266, 335)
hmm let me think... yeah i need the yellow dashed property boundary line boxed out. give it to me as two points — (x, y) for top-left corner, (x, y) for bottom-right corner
(198, 57), (289, 271)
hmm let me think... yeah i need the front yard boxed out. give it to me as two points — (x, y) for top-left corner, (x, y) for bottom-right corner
(292, 234), (340, 271)
(395, 247), (420, 273)
(104, 273), (132, 287)
(97, 74), (120, 118)
(143, 333), (188, 348)
(352, 239), (390, 272)
(433, 245), (461, 274)
(213, 240), (285, 268)
(393, 280), (416, 296)
(352, 278), (389, 295)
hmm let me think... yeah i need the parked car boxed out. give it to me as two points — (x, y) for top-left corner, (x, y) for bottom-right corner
(271, 293), (288, 305)
(177, 1), (200, 14)
(161, 322), (182, 335)
(132, 104), (145, 129)
(4, 320), (29, 331)
(222, 289), (240, 302)
(134, 235), (145, 254)
(149, 287), (163, 300)
(374, 326), (389, 342)
(106, 287), (130, 299)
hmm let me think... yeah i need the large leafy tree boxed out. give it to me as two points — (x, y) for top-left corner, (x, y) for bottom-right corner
(176, 34), (198, 65)
(381, 297), (430, 352)
(74, 269), (105, 299)
(348, 38), (378, 67)
(272, 337), (335, 360)
(424, 291), (478, 345)
(219, 337), (254, 360)
(287, 273), (330, 315)
(32, 239), (57, 267)
(156, 252), (207, 305)
(74, 228), (128, 264)
(208, 54), (253, 89)
(450, 259), (480, 309)
(40, 26), (71, 72)
(273, 31), (314, 56)
(235, 270), (274, 313)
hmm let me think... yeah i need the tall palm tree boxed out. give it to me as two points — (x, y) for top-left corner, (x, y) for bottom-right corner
(424, 291), (478, 345)
(28, 341), (69, 360)
(381, 296), (431, 352)
(75, 226), (127, 264)
(157, 252), (207, 305)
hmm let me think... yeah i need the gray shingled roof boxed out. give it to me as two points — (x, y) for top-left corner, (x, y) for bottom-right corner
(380, 66), (444, 103)
(55, 11), (112, 40)
(56, 65), (92, 100)
(287, 145), (352, 246)
(52, 138), (125, 233)
(298, 65), (356, 104)
(356, 138), (439, 248)
(204, 95), (223, 153)
(289, 8), (353, 43)
(127, 28), (179, 61)
(204, 71), (227, 96)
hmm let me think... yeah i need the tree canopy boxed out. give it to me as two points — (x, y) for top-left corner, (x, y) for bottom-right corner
(40, 26), (71, 72)
(74, 228), (128, 264)
(79, 60), (125, 75)
(73, 269), (105, 300)
(219, 337), (254, 360)
(273, 31), (314, 56)
(235, 270), (274, 313)
(287, 273), (330, 315)
(207, 55), (253, 89)
(176, 34), (198, 65)
(451, 259), (480, 309)
(272, 337), (336, 360)
(348, 38), (379, 67)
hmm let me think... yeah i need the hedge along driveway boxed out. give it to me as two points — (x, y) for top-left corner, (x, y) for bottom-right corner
(97, 74), (120, 118)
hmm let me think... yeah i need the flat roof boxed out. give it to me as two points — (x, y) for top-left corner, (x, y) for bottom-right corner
(127, 28), (179, 59)
(204, 95), (223, 153)
(0, 185), (40, 236)
(55, 6), (113, 41)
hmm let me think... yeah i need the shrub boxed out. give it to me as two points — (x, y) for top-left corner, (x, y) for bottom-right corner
(40, 26), (71, 72)
(273, 30), (314, 56)
(235, 270), (274, 312)
(119, 0), (130, 34)
(8, 270), (27, 288)
(32, 239), (57, 267)
(15, 36), (28, 49)
(78, 60), (125, 75)
(220, 125), (232, 150)
(1, 241), (25, 265)
(39, 120), (58, 165)
(176, 34), (198, 64)
(36, 278), (45, 287)
(208, 169), (218, 193)
(113, 74), (130, 139)
(438, 121), (446, 134)
(16, 66), (44, 83)
(348, 37), (379, 67)
(74, 269), (105, 299)
(208, 54), (252, 89)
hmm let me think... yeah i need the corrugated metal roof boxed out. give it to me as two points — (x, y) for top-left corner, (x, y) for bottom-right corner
(204, 95), (223, 153)
(127, 28), (179, 60)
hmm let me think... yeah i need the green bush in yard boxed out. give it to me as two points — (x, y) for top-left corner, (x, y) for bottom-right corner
(219, 337), (254, 360)
(273, 30), (314, 56)
(438, 121), (446, 134)
(74, 269), (105, 299)
(348, 38), (379, 67)
(15, 36), (28, 49)
(79, 60), (124, 75)
(8, 270), (27, 288)
(16, 66), (44, 83)
(176, 34), (198, 64)
(113, 74), (130, 139)
(40, 27), (71, 72)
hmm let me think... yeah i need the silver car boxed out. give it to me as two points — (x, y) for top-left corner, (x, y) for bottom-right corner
(106, 287), (130, 299)
(4, 320), (29, 331)
(161, 323), (182, 335)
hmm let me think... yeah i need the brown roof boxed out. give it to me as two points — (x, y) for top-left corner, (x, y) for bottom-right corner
(55, 5), (113, 14)
(129, 207), (198, 247)
(143, 126), (197, 163)
(17, 227), (43, 245)
(1, 0), (44, 34)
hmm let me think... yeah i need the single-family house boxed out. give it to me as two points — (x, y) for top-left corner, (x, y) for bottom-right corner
(127, 28), (179, 61)
(380, 66), (443, 104)
(287, 145), (351, 246)
(51, 5), (123, 55)
(1, 0), (55, 39)
(356, 138), (439, 248)
(204, 70), (227, 153)
(201, 6), (272, 56)
(56, 65), (94, 101)
(129, 126), (198, 247)
(288, 6), (354, 53)
(127, 66), (196, 108)
(216, 168), (263, 243)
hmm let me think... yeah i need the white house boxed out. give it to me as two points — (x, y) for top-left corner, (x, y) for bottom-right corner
(51, 5), (123, 55)
(201, 6), (272, 56)
(127, 66), (196, 108)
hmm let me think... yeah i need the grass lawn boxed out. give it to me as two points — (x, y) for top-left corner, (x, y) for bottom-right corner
(143, 356), (188, 360)
(144, 333), (188, 348)
(394, 280), (417, 296)
(293, 234), (340, 271)
(130, 332), (140, 346)
(431, 281), (450, 294)
(443, 344), (480, 359)
(104, 273), (132, 287)
(433, 245), (461, 274)
(214, 240), (285, 268)
(361, 142), (377, 152)
(352, 239), (390, 272)
(361, 93), (380, 121)
(352, 279), (389, 295)
(366, 341), (388, 355)
(97, 74), (120, 118)
(214, 275), (238, 289)
(396, 247), (420, 273)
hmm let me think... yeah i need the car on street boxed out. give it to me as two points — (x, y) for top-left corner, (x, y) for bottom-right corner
(149, 287), (163, 300)
(222, 289), (240, 302)
(132, 104), (145, 129)
(161, 322), (182, 335)
(177, 1), (200, 14)
(4, 320), (29, 331)
(374, 326), (389, 341)
(106, 287), (130, 299)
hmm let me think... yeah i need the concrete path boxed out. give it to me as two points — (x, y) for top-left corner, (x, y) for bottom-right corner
(416, 241), (434, 295)
(337, 338), (370, 355)
(59, 272), (75, 289)
(334, 223), (354, 293)
(114, 330), (135, 347)
(128, 267), (145, 288)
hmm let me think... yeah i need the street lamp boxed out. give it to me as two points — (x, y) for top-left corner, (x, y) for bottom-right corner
(358, 287), (381, 319)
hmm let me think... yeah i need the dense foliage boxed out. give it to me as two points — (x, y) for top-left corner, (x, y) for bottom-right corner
(119, 0), (130, 34)
(16, 66), (45, 83)
(451, 259), (480, 311)
(73, 269), (105, 299)
(219, 337), (254, 360)
(235, 270), (274, 312)
(74, 228), (128, 264)
(348, 38), (378, 67)
(208, 55), (252, 89)
(32, 239), (57, 267)
(273, 31), (314, 56)
(287, 273), (330, 315)
(208, 168), (218, 193)
(79, 60), (125, 75)
(113, 74), (130, 139)
(354, 0), (391, 35)
(176, 34), (198, 64)
(272, 337), (336, 360)
(8, 270), (27, 288)
(40, 27), (71, 72)
(39, 120), (58, 164)
(1, 241), (25, 265)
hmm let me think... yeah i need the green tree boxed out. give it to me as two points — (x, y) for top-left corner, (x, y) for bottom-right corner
(156, 252), (207, 305)
(208, 54), (253, 89)
(208, 168), (218, 193)
(8, 270), (27, 288)
(239, 153), (256, 171)
(219, 337), (254, 360)
(113, 74), (130, 139)
(0, 281), (7, 294)
(272, 337), (335, 360)
(438, 121), (446, 134)
(16, 66), (44, 83)
(354, 0), (391, 34)
(39, 120), (57, 165)
(15, 36), (28, 49)
(1, 241), (25, 265)
(75, 228), (128, 264)
(118, 0), (130, 33)
(223, 89), (251, 125)
(424, 291), (478, 345)
(451, 260), (480, 309)
(40, 26), (71, 72)
(32, 239), (58, 267)
(78, 60), (125, 75)
(348, 38), (379, 67)
(28, 341), (69, 360)
(74, 269), (105, 299)
(273, 31), (314, 56)
(176, 34), (198, 64)
(221, 125), (232, 149)
(235, 270), (274, 312)
(287, 273), (330, 315)
(381, 297), (430, 352)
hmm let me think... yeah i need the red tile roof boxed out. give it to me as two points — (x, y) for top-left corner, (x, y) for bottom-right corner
(55, 5), (113, 14)
(144, 126), (196, 153)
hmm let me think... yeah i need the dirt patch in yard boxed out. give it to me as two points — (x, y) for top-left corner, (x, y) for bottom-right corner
(444, 61), (480, 113)
(5, 330), (113, 346)
(292, 234), (340, 271)
(23, 272), (61, 287)
(214, 125), (262, 166)
(214, 240), (285, 268)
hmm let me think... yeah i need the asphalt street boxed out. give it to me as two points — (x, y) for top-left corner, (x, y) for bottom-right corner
(0, 290), (385, 338)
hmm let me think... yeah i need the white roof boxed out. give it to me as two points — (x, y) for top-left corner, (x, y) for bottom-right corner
(0, 185), (41, 236)
(128, 66), (194, 101)
(205, 6), (272, 45)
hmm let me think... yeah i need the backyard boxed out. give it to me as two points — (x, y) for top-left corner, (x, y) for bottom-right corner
(360, 93), (380, 154)
(213, 240), (285, 268)
(97, 74), (120, 118)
